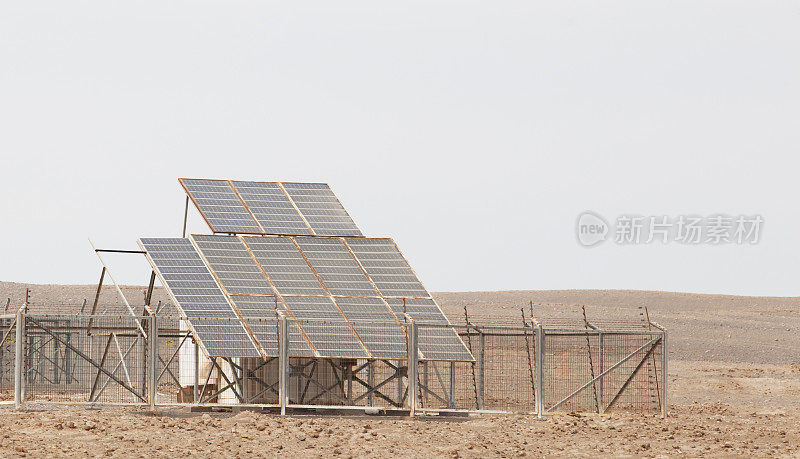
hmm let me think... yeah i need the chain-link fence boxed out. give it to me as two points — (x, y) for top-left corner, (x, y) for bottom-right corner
(6, 310), (667, 416)
(0, 314), (17, 402)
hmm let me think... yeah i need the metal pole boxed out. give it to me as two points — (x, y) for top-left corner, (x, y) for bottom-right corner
(241, 359), (249, 403)
(278, 315), (288, 415)
(406, 316), (418, 416)
(347, 364), (353, 405)
(396, 360), (403, 404)
(478, 331), (485, 410)
(194, 339), (199, 403)
(598, 332), (604, 413)
(148, 315), (157, 410)
(182, 196), (189, 238)
(423, 361), (428, 407)
(14, 310), (24, 408)
(661, 330), (668, 418)
(449, 361), (455, 409)
(368, 361), (374, 406)
(535, 324), (544, 417)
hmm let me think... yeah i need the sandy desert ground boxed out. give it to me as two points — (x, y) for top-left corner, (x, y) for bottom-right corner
(0, 284), (798, 457)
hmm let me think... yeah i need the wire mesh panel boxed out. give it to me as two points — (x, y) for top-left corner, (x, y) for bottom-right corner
(542, 332), (599, 412)
(22, 315), (149, 405)
(465, 326), (537, 412)
(596, 332), (664, 412)
(152, 319), (190, 405)
(415, 359), (477, 411)
(542, 330), (663, 413)
(0, 316), (17, 401)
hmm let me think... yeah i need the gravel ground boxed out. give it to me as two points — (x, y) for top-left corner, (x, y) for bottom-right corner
(1, 283), (798, 457)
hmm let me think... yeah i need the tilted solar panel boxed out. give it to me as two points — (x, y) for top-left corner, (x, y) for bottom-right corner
(281, 296), (369, 358)
(293, 238), (378, 297)
(227, 295), (314, 358)
(241, 236), (328, 296)
(281, 182), (363, 236)
(345, 238), (429, 298)
(191, 234), (316, 357)
(231, 181), (313, 236)
(179, 179), (262, 234)
(138, 238), (260, 358)
(387, 298), (473, 361)
(334, 297), (407, 359)
(181, 179), (362, 237)
(191, 235), (273, 296)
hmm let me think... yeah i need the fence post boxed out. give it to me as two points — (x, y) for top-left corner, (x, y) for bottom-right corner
(14, 309), (24, 408)
(598, 332), (604, 413)
(148, 315), (158, 410)
(477, 330), (485, 410)
(661, 330), (668, 418)
(535, 324), (544, 417)
(368, 361), (375, 406)
(194, 338), (199, 403)
(406, 316), (418, 416)
(278, 314), (289, 416)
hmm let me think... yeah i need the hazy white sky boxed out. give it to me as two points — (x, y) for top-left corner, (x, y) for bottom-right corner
(1, 1), (798, 295)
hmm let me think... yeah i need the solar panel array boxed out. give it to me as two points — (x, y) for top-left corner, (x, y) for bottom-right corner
(137, 238), (260, 358)
(139, 179), (472, 362)
(180, 179), (362, 237)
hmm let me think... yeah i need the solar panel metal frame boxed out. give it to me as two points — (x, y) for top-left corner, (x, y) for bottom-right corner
(137, 238), (261, 358)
